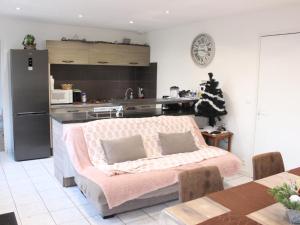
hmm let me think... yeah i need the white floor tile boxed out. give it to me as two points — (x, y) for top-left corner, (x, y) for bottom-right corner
(0, 152), (254, 225)
(78, 203), (100, 218)
(68, 192), (89, 206)
(26, 168), (49, 178)
(164, 200), (180, 207)
(51, 207), (84, 224)
(118, 209), (151, 224)
(21, 212), (56, 225)
(0, 188), (12, 200)
(63, 187), (82, 196)
(226, 176), (252, 187)
(34, 180), (61, 192)
(5, 171), (28, 181)
(17, 201), (48, 219)
(224, 173), (243, 182)
(21, 160), (42, 167)
(2, 163), (24, 171)
(14, 193), (42, 206)
(125, 217), (156, 225)
(30, 174), (54, 184)
(88, 215), (124, 225)
(0, 201), (17, 215)
(143, 204), (167, 220)
(0, 181), (8, 190)
(0, 195), (14, 205)
(10, 184), (37, 196)
(45, 196), (74, 212)
(39, 157), (54, 165)
(39, 188), (68, 202)
(6, 177), (33, 187)
(59, 218), (91, 225)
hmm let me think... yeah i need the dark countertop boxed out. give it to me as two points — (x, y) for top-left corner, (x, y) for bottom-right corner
(50, 97), (199, 109)
(50, 108), (196, 124)
(110, 97), (199, 105)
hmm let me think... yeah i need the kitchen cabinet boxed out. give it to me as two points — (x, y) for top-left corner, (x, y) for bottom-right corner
(47, 41), (150, 66)
(47, 41), (89, 65)
(89, 44), (149, 66)
(88, 43), (121, 66)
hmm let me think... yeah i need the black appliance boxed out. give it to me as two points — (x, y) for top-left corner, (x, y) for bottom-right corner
(10, 49), (50, 161)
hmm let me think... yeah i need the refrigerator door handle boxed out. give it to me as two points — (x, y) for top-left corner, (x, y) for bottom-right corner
(17, 111), (48, 116)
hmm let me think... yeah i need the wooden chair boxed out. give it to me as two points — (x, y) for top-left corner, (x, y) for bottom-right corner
(252, 152), (285, 180)
(178, 166), (224, 202)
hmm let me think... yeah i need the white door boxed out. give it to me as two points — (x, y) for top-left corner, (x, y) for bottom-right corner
(255, 33), (300, 170)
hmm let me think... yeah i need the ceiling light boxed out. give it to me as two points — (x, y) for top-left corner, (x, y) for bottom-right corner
(129, 20), (134, 24)
(165, 10), (170, 14)
(78, 14), (83, 18)
(16, 7), (21, 11)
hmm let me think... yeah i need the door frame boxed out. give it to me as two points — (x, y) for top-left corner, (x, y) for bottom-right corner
(253, 31), (300, 156)
(0, 40), (4, 151)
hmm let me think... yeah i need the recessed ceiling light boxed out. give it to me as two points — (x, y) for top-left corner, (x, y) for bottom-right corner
(16, 7), (21, 11)
(78, 14), (83, 18)
(165, 10), (170, 14)
(129, 20), (134, 24)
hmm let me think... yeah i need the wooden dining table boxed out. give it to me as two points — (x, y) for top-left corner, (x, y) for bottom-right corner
(160, 168), (300, 225)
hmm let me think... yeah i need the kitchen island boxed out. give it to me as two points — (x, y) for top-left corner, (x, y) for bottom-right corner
(50, 97), (199, 109)
(51, 108), (196, 124)
(50, 97), (198, 123)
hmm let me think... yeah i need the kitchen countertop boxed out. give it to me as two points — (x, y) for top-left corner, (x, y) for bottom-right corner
(50, 97), (199, 109)
(50, 102), (114, 109)
(111, 97), (199, 105)
(50, 108), (196, 124)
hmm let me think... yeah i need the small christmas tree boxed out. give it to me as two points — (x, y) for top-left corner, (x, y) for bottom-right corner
(195, 73), (227, 127)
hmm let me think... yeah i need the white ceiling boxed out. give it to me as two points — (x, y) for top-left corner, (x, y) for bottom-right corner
(0, 0), (299, 33)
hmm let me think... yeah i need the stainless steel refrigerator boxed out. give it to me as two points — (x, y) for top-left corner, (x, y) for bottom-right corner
(10, 49), (50, 161)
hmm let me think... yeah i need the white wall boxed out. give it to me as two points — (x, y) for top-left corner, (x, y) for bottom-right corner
(147, 5), (300, 174)
(0, 16), (147, 152)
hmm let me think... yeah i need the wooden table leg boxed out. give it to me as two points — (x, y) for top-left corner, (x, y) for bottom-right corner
(228, 136), (232, 152)
(213, 138), (219, 147)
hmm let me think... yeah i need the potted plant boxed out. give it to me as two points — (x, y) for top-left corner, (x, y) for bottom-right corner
(270, 182), (300, 223)
(22, 34), (36, 50)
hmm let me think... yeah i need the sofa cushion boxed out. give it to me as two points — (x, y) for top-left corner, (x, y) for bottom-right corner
(101, 135), (147, 164)
(159, 131), (198, 155)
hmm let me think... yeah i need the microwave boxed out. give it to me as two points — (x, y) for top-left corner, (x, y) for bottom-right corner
(51, 89), (73, 104)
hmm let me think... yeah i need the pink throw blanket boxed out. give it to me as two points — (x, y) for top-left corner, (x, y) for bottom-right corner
(64, 126), (241, 208)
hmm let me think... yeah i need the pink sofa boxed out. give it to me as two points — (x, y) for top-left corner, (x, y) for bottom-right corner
(63, 116), (241, 217)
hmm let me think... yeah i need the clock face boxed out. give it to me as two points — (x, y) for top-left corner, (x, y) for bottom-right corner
(191, 33), (215, 67)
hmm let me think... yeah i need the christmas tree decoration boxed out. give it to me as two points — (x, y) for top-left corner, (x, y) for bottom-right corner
(195, 73), (227, 126)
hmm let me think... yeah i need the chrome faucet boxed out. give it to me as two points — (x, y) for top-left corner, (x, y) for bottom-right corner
(124, 88), (133, 100)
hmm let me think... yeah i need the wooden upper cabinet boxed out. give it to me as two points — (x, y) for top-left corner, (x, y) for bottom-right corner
(47, 40), (150, 66)
(47, 41), (89, 65)
(89, 43), (150, 66)
(117, 45), (150, 66)
(88, 43), (121, 65)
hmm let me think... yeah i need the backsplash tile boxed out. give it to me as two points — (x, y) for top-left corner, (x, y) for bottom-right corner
(50, 63), (157, 100)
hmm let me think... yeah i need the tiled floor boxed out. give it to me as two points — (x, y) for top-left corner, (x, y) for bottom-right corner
(0, 152), (252, 225)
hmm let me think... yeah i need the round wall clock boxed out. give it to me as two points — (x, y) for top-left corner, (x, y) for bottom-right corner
(191, 33), (215, 67)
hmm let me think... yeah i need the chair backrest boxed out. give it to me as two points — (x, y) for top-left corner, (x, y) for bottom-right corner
(178, 166), (224, 202)
(252, 152), (285, 180)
